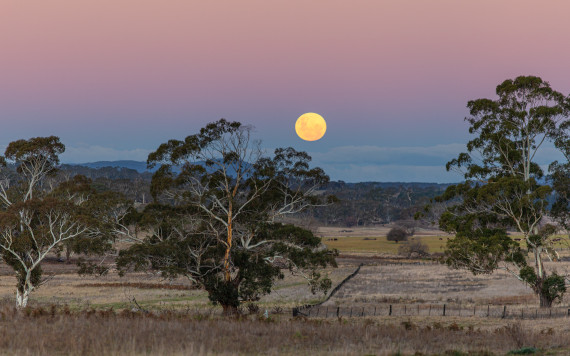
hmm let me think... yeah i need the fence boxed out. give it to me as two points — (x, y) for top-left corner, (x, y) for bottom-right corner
(293, 303), (570, 319)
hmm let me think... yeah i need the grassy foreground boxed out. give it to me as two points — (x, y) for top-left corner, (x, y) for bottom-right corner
(0, 304), (568, 356)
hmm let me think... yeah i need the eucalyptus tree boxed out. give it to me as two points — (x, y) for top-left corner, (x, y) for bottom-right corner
(438, 76), (570, 307)
(0, 137), (117, 307)
(117, 119), (337, 313)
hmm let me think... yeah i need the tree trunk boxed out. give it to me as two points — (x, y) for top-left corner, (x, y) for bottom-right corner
(539, 290), (553, 308)
(223, 212), (233, 282)
(66, 245), (72, 264)
(16, 287), (31, 309)
(221, 304), (238, 315)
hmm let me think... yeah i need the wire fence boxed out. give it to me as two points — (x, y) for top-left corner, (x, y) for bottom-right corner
(293, 303), (570, 319)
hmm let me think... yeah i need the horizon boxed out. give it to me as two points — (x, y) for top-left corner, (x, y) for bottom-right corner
(2, 1), (570, 183)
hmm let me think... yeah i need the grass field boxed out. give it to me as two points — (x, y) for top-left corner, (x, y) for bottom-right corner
(318, 226), (570, 255)
(0, 225), (567, 355)
(323, 235), (450, 254)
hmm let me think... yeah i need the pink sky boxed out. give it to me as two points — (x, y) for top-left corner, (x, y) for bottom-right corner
(1, 1), (570, 181)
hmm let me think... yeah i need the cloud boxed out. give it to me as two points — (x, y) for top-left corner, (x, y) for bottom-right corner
(306, 143), (567, 182)
(316, 163), (463, 183)
(60, 145), (151, 163)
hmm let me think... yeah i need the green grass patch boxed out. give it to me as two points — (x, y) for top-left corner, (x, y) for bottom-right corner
(323, 235), (449, 254)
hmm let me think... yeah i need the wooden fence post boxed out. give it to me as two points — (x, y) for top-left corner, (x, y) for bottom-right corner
(389, 305), (392, 316)
(501, 306), (506, 319)
(429, 305), (431, 316)
(374, 306), (376, 316)
(443, 304), (446, 316)
(487, 305), (490, 317)
(336, 307), (340, 317)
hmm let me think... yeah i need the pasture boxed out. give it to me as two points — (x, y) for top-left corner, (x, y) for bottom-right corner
(0, 226), (568, 355)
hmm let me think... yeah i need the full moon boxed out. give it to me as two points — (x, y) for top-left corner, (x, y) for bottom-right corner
(295, 113), (327, 141)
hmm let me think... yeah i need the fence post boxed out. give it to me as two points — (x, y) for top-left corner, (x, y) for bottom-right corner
(374, 306), (376, 316)
(417, 304), (420, 315)
(429, 305), (431, 316)
(443, 304), (446, 316)
(389, 305), (392, 316)
(567, 308), (570, 317)
(336, 307), (340, 318)
(473, 306), (476, 316)
(308, 308), (311, 317)
(487, 305), (490, 317)
(361, 307), (364, 317)
(404, 305), (407, 315)
(502, 306), (506, 319)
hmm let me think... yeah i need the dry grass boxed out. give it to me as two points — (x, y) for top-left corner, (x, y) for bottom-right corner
(324, 262), (549, 306)
(0, 302), (568, 355)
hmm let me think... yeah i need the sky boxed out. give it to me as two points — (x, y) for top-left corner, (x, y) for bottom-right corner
(1, 1), (570, 183)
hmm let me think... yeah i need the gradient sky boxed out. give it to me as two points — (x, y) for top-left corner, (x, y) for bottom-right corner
(1, 1), (570, 182)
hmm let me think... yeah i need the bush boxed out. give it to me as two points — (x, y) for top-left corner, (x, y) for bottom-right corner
(387, 227), (408, 243)
(398, 238), (429, 258)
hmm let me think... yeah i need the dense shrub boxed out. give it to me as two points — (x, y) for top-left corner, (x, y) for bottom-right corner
(387, 227), (408, 243)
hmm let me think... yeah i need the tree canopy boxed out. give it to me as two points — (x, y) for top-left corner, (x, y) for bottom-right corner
(436, 76), (570, 307)
(118, 119), (337, 313)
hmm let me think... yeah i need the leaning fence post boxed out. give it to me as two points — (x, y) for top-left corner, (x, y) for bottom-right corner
(443, 304), (446, 316)
(336, 307), (340, 317)
(502, 305), (506, 319)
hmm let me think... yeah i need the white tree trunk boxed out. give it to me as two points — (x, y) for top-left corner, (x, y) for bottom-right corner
(16, 288), (31, 309)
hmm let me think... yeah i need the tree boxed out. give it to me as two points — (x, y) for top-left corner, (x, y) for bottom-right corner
(0, 137), (117, 307)
(437, 76), (570, 307)
(117, 119), (337, 313)
(386, 226), (408, 243)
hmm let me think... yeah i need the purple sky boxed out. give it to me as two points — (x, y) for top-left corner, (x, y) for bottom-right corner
(1, 1), (570, 182)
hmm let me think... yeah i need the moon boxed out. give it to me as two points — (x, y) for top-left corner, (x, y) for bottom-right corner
(295, 113), (327, 141)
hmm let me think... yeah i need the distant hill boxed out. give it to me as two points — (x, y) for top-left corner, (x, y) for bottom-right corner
(68, 160), (153, 173)
(68, 159), (249, 176)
